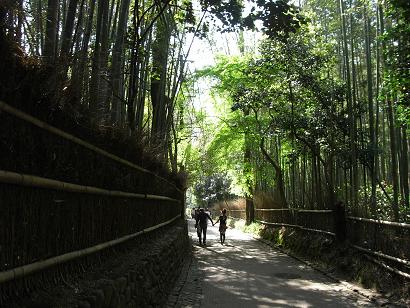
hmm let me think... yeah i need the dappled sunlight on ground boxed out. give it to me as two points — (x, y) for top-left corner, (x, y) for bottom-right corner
(187, 219), (376, 308)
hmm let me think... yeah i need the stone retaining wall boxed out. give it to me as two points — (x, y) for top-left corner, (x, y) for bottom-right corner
(4, 219), (189, 308)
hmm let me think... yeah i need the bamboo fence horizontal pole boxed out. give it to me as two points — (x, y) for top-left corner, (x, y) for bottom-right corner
(347, 216), (410, 229)
(255, 220), (335, 236)
(351, 244), (410, 266)
(255, 219), (300, 228)
(296, 209), (333, 213)
(0, 100), (181, 192)
(228, 209), (246, 212)
(297, 226), (335, 236)
(0, 215), (180, 284)
(363, 254), (410, 280)
(145, 194), (179, 202)
(255, 208), (333, 213)
(255, 208), (291, 211)
(0, 170), (180, 203)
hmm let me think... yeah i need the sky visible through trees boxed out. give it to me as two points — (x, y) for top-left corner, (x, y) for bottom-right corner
(0, 0), (409, 222)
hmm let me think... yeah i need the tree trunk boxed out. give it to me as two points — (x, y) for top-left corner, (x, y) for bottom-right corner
(59, 0), (79, 80)
(110, 0), (130, 125)
(340, 0), (357, 208)
(90, 0), (109, 122)
(349, 0), (359, 210)
(364, 5), (376, 216)
(386, 97), (399, 221)
(72, 0), (95, 102)
(44, 0), (59, 64)
(260, 137), (287, 208)
(379, 3), (399, 221)
(60, 0), (79, 57)
(136, 34), (153, 131)
(151, 13), (171, 150)
(37, 0), (44, 55)
(400, 125), (409, 209)
(16, 0), (23, 45)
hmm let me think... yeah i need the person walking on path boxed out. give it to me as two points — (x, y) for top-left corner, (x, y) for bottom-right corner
(195, 208), (214, 245)
(213, 208), (228, 244)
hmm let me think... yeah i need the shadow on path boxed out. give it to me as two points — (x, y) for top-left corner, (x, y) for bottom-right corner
(181, 219), (378, 308)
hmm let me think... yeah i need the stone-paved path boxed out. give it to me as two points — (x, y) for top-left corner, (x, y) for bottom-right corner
(167, 219), (381, 308)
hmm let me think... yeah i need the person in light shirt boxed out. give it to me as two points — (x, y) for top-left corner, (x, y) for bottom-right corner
(213, 208), (228, 244)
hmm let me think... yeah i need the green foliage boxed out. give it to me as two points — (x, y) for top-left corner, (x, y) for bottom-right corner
(193, 172), (235, 205)
(182, 0), (409, 222)
(242, 221), (263, 236)
(253, 0), (307, 41)
(194, 25), (352, 201)
(383, 0), (410, 122)
(197, 0), (306, 40)
(229, 217), (245, 229)
(356, 183), (407, 221)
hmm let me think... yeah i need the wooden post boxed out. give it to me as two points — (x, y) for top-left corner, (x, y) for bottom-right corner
(334, 201), (347, 242)
(246, 197), (254, 225)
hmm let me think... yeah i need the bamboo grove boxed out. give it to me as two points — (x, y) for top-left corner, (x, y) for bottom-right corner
(192, 0), (409, 222)
(0, 0), (307, 173)
(1, 0), (206, 172)
(0, 0), (408, 222)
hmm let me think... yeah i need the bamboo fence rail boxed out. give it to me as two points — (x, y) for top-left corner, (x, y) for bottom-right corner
(297, 209), (333, 213)
(0, 170), (180, 202)
(256, 219), (336, 236)
(0, 101), (184, 285)
(351, 244), (410, 267)
(255, 208), (333, 213)
(255, 208), (290, 211)
(0, 215), (180, 284)
(0, 100), (181, 192)
(255, 211), (409, 278)
(363, 254), (410, 280)
(347, 216), (410, 229)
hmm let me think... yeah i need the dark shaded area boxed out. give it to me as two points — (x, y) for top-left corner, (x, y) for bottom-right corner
(0, 32), (183, 186)
(1, 219), (189, 307)
(347, 219), (410, 274)
(255, 209), (335, 234)
(259, 225), (410, 303)
(0, 103), (183, 279)
(0, 184), (181, 272)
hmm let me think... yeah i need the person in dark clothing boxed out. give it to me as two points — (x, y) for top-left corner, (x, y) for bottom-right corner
(194, 207), (201, 238)
(194, 207), (200, 220)
(334, 201), (346, 242)
(214, 208), (228, 244)
(195, 208), (214, 245)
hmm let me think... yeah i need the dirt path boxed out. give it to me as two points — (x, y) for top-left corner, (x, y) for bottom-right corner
(168, 219), (380, 308)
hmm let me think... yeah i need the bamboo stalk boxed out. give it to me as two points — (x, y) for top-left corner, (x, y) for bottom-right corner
(0, 170), (180, 203)
(0, 100), (181, 192)
(347, 216), (410, 229)
(0, 215), (180, 284)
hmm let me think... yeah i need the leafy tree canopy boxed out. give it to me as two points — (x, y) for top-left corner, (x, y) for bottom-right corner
(193, 172), (235, 205)
(198, 0), (306, 40)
